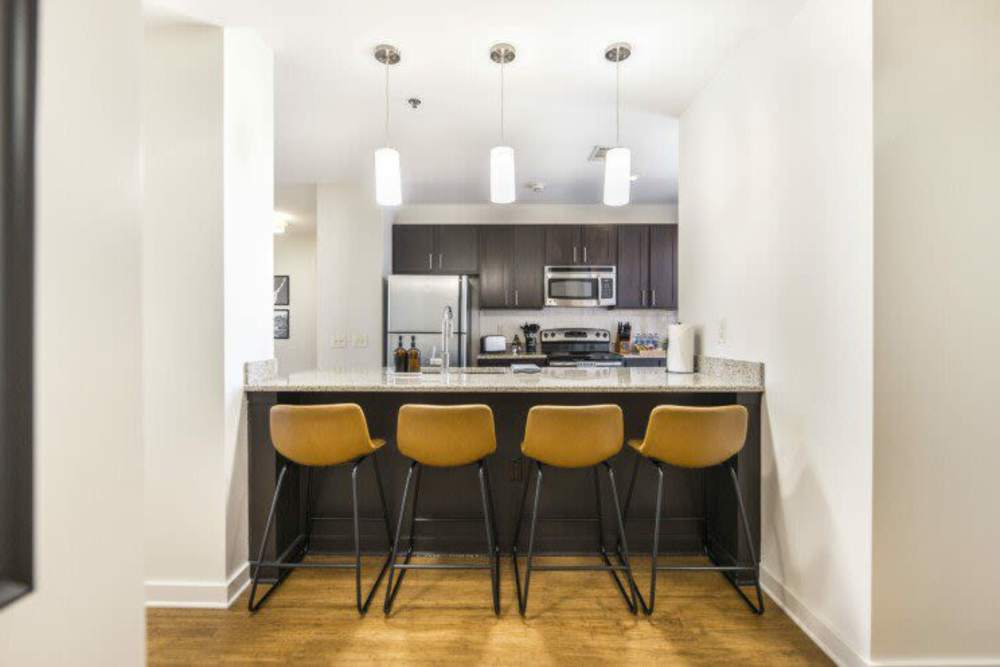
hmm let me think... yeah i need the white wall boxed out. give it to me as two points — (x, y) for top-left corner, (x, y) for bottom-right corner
(0, 0), (146, 664)
(222, 27), (274, 581)
(679, 0), (874, 663)
(394, 203), (678, 225)
(274, 231), (317, 373)
(142, 22), (227, 599)
(142, 23), (273, 606)
(316, 184), (388, 369)
(872, 0), (1000, 662)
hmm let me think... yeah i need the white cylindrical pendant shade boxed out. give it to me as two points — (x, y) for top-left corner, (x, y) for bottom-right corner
(603, 146), (631, 207)
(490, 146), (516, 204)
(375, 147), (402, 206)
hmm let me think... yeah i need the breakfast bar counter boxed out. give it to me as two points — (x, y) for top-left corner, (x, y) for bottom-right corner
(245, 360), (764, 585)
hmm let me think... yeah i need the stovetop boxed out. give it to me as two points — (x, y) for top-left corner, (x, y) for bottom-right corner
(541, 328), (623, 366)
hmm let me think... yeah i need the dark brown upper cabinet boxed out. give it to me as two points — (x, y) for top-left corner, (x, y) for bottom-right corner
(478, 226), (545, 309)
(392, 225), (479, 274)
(616, 224), (677, 310)
(511, 226), (546, 308)
(581, 225), (617, 265)
(544, 225), (617, 265)
(478, 226), (512, 308)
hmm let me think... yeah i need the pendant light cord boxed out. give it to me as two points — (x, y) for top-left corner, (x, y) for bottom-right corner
(384, 59), (390, 146)
(615, 54), (622, 146)
(500, 54), (505, 145)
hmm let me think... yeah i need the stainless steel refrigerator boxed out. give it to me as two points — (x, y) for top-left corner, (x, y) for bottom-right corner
(385, 275), (478, 367)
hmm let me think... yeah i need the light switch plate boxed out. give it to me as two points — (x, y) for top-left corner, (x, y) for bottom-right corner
(352, 334), (368, 348)
(332, 335), (346, 349)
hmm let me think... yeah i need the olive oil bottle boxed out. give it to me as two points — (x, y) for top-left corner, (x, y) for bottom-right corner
(393, 336), (407, 372)
(406, 335), (421, 373)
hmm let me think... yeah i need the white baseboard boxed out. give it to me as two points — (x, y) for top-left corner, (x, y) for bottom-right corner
(145, 562), (249, 609)
(760, 566), (869, 667)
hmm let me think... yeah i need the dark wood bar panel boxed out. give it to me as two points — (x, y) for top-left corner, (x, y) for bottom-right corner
(247, 374), (762, 585)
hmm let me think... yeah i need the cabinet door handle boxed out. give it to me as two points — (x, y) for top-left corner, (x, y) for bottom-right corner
(504, 290), (509, 306)
(641, 289), (646, 306)
(651, 289), (656, 306)
(514, 290), (519, 306)
(573, 246), (577, 263)
(428, 253), (433, 270)
(583, 246), (588, 263)
(438, 253), (443, 269)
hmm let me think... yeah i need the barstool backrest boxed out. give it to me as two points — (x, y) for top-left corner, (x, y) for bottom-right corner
(638, 405), (748, 469)
(270, 403), (377, 467)
(397, 404), (497, 467)
(521, 404), (624, 468)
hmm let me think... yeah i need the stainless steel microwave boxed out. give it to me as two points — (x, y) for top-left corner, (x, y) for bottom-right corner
(544, 266), (617, 307)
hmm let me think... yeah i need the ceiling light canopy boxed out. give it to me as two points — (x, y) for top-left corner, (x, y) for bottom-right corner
(374, 44), (402, 207)
(489, 43), (516, 204)
(603, 42), (632, 207)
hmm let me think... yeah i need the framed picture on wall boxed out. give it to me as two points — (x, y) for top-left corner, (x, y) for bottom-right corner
(273, 275), (289, 306)
(274, 309), (290, 340)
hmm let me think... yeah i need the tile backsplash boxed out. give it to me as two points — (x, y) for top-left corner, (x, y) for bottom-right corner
(478, 308), (678, 345)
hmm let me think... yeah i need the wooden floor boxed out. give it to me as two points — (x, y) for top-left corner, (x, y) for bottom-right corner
(147, 555), (830, 666)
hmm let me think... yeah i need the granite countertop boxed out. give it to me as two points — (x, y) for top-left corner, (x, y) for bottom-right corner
(245, 362), (763, 394)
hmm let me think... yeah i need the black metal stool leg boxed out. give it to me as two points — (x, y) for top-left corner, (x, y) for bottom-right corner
(384, 462), (417, 614)
(643, 462), (665, 615)
(594, 466), (634, 610)
(729, 463), (764, 615)
(372, 449), (393, 546)
(248, 463), (289, 612)
(605, 462), (639, 614)
(478, 460), (501, 615)
(303, 467), (313, 554)
(515, 462), (544, 616)
(621, 452), (642, 524)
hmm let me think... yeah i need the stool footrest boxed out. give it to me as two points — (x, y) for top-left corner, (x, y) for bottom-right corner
(393, 563), (492, 571)
(310, 516), (393, 522)
(531, 564), (631, 572)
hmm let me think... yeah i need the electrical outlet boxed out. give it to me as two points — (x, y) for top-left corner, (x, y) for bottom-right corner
(352, 334), (368, 348)
(332, 334), (346, 349)
(717, 318), (728, 346)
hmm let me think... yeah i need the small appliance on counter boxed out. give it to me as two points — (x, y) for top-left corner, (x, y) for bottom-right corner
(511, 335), (523, 355)
(521, 323), (540, 353)
(480, 334), (507, 354)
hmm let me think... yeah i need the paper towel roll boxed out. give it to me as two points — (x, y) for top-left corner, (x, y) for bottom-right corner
(667, 324), (695, 374)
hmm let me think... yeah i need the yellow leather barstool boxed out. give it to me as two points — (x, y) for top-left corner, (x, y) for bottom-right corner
(621, 404), (763, 615)
(383, 404), (500, 615)
(511, 405), (639, 616)
(248, 403), (393, 614)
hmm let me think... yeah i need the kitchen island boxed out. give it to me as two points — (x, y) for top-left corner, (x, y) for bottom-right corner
(245, 362), (763, 584)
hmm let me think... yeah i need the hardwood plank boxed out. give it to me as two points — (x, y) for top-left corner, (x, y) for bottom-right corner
(148, 556), (830, 666)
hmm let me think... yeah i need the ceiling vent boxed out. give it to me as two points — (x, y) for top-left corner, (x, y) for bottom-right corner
(588, 146), (612, 162)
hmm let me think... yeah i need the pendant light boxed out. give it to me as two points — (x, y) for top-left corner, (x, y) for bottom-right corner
(603, 42), (632, 207)
(489, 43), (516, 204)
(374, 44), (402, 206)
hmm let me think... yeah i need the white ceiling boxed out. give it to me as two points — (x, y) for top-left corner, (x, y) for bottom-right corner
(146, 0), (802, 204)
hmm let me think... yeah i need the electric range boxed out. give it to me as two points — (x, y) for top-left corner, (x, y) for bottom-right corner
(540, 328), (624, 367)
